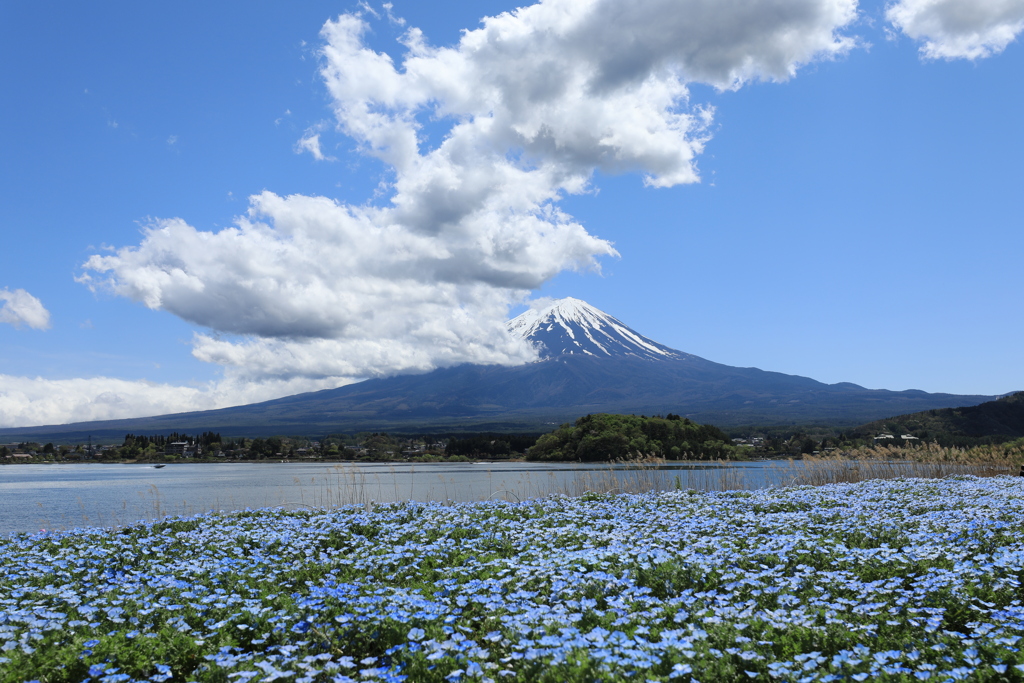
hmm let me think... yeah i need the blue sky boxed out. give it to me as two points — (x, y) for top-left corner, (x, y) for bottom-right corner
(1, 0), (1022, 427)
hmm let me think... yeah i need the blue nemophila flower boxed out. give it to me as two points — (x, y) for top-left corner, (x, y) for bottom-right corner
(150, 664), (173, 683)
(5, 476), (1024, 681)
(670, 663), (692, 677)
(99, 674), (131, 683)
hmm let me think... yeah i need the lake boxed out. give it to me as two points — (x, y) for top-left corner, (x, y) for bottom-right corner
(0, 460), (807, 536)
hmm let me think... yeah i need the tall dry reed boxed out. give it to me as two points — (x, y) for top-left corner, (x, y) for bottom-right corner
(543, 441), (1024, 498)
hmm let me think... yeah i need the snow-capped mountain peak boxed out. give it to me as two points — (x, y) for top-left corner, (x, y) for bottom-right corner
(507, 297), (687, 361)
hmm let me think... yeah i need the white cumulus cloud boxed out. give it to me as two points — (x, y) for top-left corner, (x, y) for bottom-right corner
(888, 0), (1024, 59)
(76, 0), (859, 407)
(0, 288), (51, 330)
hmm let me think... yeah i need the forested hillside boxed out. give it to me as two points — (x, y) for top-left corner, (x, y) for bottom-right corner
(527, 413), (735, 461)
(853, 392), (1024, 446)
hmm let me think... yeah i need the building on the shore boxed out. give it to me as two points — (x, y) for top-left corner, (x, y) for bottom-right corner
(165, 441), (198, 457)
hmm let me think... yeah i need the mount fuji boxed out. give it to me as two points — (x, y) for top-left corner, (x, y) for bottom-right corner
(507, 297), (688, 361)
(0, 298), (999, 440)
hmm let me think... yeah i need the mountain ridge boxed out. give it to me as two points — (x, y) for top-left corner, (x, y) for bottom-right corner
(0, 297), (1003, 441)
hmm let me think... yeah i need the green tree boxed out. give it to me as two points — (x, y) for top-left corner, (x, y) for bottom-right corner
(527, 413), (734, 462)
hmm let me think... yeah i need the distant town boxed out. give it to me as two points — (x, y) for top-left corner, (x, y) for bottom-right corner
(0, 431), (546, 463)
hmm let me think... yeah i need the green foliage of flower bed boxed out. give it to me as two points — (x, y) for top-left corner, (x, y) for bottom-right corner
(3, 477), (1024, 681)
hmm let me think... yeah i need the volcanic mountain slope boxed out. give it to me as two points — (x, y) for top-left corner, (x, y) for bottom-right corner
(0, 298), (1002, 440)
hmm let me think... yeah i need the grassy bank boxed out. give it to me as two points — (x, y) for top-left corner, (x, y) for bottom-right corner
(4, 476), (1024, 681)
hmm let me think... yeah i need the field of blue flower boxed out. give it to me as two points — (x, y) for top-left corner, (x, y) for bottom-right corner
(3, 476), (1024, 682)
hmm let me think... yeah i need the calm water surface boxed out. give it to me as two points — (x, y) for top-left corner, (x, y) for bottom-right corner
(0, 461), (797, 536)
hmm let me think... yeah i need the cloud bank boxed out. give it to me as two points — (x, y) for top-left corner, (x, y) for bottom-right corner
(80, 0), (858, 395)
(888, 0), (1024, 59)
(0, 374), (348, 429)
(0, 288), (51, 330)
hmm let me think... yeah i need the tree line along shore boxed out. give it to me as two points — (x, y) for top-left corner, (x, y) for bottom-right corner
(4, 405), (1024, 467)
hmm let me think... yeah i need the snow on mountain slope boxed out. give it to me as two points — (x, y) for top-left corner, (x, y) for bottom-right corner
(507, 297), (690, 361)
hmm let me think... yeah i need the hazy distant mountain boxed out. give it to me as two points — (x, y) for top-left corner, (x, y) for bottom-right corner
(0, 298), (1001, 441)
